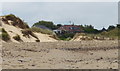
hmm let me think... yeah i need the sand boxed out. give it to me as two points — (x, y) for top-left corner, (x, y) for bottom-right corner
(2, 40), (119, 69)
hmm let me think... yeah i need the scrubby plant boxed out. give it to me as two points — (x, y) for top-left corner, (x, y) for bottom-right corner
(13, 34), (21, 41)
(0, 28), (10, 41)
(21, 29), (38, 39)
(21, 29), (31, 38)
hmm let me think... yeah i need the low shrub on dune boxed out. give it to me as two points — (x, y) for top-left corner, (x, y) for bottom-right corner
(13, 34), (22, 41)
(21, 29), (38, 39)
(0, 28), (10, 41)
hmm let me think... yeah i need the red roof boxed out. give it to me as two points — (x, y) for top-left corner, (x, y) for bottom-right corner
(58, 25), (82, 32)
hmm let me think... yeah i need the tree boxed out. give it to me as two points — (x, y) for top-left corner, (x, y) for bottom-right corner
(117, 24), (120, 28)
(107, 25), (115, 31)
(57, 24), (62, 28)
(33, 20), (57, 30)
(83, 25), (99, 34)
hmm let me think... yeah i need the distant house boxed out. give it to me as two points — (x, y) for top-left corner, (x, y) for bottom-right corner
(54, 25), (83, 34)
(53, 29), (62, 34)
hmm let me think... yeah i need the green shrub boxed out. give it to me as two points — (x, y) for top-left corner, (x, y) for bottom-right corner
(13, 34), (21, 41)
(33, 21), (57, 30)
(1, 33), (10, 41)
(57, 33), (75, 40)
(0, 28), (10, 41)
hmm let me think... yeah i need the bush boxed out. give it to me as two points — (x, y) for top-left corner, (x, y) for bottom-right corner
(13, 34), (21, 41)
(21, 29), (38, 39)
(31, 27), (54, 35)
(1, 33), (10, 41)
(33, 20), (57, 30)
(21, 29), (31, 38)
(35, 39), (40, 42)
(0, 28), (10, 41)
(57, 33), (75, 40)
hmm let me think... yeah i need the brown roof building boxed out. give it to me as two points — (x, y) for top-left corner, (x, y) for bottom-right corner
(54, 25), (83, 34)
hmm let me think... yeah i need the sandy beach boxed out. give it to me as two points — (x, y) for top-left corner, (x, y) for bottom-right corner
(2, 40), (118, 69)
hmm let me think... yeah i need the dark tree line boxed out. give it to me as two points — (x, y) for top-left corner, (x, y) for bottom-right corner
(32, 20), (119, 34)
(33, 21), (58, 30)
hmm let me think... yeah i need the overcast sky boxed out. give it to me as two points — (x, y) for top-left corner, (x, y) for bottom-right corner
(1, 2), (118, 29)
(0, 0), (119, 2)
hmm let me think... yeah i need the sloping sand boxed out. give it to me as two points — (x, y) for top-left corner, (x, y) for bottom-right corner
(34, 33), (57, 42)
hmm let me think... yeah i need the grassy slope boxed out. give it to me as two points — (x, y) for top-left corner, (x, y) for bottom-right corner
(31, 27), (59, 40)
(72, 28), (119, 40)
(99, 28), (119, 39)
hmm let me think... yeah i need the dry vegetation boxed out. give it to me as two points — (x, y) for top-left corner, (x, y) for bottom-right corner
(21, 29), (38, 39)
(2, 14), (29, 29)
(31, 27), (54, 35)
(31, 27), (59, 40)
(13, 34), (22, 41)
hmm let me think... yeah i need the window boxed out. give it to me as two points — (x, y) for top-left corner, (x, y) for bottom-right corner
(69, 27), (74, 30)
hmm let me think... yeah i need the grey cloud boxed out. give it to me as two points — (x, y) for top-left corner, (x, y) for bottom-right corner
(2, 2), (118, 29)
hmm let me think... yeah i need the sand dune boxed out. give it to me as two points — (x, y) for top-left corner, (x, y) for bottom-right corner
(0, 16), (57, 42)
